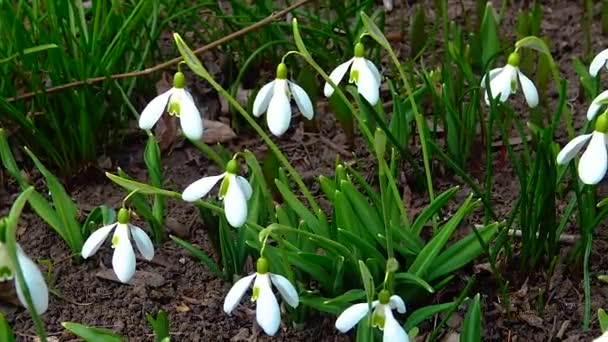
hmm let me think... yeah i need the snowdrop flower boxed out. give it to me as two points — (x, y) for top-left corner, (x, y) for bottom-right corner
(557, 112), (608, 185)
(182, 159), (252, 228)
(223, 257), (299, 336)
(81, 208), (154, 283)
(324, 42), (382, 105)
(590, 48), (608, 77)
(480, 52), (538, 108)
(139, 71), (203, 140)
(0, 235), (48, 314)
(253, 63), (314, 136)
(586, 90), (608, 120)
(335, 290), (409, 342)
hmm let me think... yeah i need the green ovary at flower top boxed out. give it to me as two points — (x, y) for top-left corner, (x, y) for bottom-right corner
(138, 70), (204, 140)
(557, 111), (608, 185)
(335, 289), (409, 342)
(480, 51), (539, 108)
(181, 158), (252, 228)
(324, 42), (382, 105)
(0, 218), (49, 315)
(81, 208), (155, 283)
(253, 62), (314, 137)
(223, 257), (299, 336)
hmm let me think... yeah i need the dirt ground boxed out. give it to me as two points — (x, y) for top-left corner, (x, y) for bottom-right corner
(2, 0), (608, 341)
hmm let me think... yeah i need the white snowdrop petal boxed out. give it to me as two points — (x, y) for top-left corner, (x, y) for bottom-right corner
(288, 81), (314, 119)
(365, 59), (382, 84)
(223, 273), (256, 314)
(335, 302), (372, 333)
(389, 295), (406, 313)
(81, 224), (116, 258)
(480, 68), (503, 88)
(253, 80), (276, 117)
(269, 273), (299, 308)
(236, 176), (253, 200)
(382, 308), (409, 342)
(556, 133), (593, 165)
(15, 245), (49, 315)
(255, 274), (281, 336)
(139, 89), (173, 129)
(588, 90), (608, 121)
(182, 174), (225, 202)
(578, 132), (608, 185)
(130, 225), (155, 261)
(266, 83), (292, 136)
(353, 58), (380, 105)
(176, 89), (204, 140)
(590, 49), (608, 77)
(518, 71), (539, 108)
(224, 175), (248, 227)
(324, 58), (354, 97)
(487, 67), (512, 104)
(111, 224), (136, 283)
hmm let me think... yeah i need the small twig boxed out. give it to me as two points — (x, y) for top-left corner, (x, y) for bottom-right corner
(6, 0), (314, 103)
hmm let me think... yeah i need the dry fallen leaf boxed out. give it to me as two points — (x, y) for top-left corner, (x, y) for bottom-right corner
(202, 119), (236, 144)
(96, 270), (165, 287)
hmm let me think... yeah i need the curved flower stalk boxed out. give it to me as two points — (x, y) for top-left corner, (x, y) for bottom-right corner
(182, 159), (252, 228)
(480, 51), (539, 108)
(0, 242), (48, 314)
(324, 42), (382, 105)
(557, 111), (608, 185)
(223, 257), (299, 336)
(335, 290), (409, 342)
(253, 63), (314, 136)
(590, 48), (608, 77)
(139, 71), (204, 140)
(81, 208), (154, 283)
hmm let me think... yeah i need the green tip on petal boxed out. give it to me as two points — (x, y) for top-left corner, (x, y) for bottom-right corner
(173, 71), (186, 88)
(256, 257), (269, 274)
(354, 42), (365, 58)
(378, 289), (391, 304)
(507, 52), (520, 67)
(276, 63), (288, 79)
(226, 159), (239, 174)
(596, 112), (608, 133)
(117, 208), (130, 224)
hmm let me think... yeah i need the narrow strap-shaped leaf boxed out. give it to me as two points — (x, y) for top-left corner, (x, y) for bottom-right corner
(62, 322), (123, 342)
(460, 294), (482, 342)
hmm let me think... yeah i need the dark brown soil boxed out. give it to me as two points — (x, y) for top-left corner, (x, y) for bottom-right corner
(3, 0), (608, 341)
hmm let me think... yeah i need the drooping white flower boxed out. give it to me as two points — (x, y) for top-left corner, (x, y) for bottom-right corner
(81, 208), (154, 283)
(335, 290), (409, 342)
(480, 52), (538, 108)
(586, 90), (608, 121)
(324, 42), (382, 105)
(181, 159), (252, 228)
(253, 63), (314, 137)
(139, 71), (203, 140)
(0, 242), (48, 314)
(223, 257), (299, 336)
(557, 112), (608, 185)
(590, 48), (608, 77)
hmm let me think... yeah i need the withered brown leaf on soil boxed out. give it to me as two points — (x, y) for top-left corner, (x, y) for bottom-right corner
(96, 269), (165, 287)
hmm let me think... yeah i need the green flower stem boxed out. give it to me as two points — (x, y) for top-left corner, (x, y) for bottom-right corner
(266, 223), (357, 265)
(5, 187), (47, 342)
(188, 139), (226, 168)
(196, 74), (321, 214)
(384, 42), (436, 208)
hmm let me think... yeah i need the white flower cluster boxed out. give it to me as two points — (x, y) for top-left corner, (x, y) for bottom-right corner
(556, 49), (608, 184)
